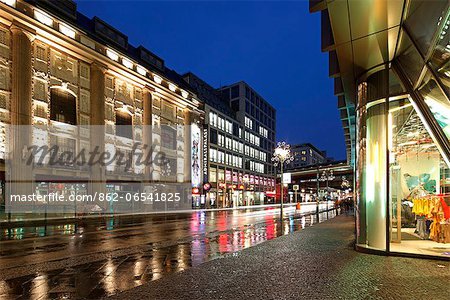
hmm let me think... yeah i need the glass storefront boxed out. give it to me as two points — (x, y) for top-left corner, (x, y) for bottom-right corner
(356, 69), (450, 258)
(206, 165), (273, 209)
(1, 181), (88, 222)
(353, 1), (450, 259)
(389, 97), (450, 256)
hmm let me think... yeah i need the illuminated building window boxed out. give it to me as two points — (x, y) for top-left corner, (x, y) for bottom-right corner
(210, 149), (217, 162)
(218, 117), (224, 130)
(136, 65), (146, 76)
(0, 0), (16, 7)
(59, 23), (76, 39)
(226, 137), (231, 149)
(122, 57), (133, 69)
(218, 134), (224, 147)
(245, 116), (253, 129)
(106, 49), (119, 61)
(34, 10), (53, 27)
(50, 88), (76, 125)
(153, 74), (162, 84)
(115, 110), (133, 139)
(218, 151), (224, 164)
(209, 111), (217, 127)
(209, 168), (217, 182)
(168, 83), (177, 92)
(226, 120), (232, 134)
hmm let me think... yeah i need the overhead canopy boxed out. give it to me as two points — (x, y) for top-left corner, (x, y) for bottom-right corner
(310, 0), (450, 165)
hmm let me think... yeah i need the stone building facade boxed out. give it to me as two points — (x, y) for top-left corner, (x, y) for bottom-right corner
(0, 0), (203, 217)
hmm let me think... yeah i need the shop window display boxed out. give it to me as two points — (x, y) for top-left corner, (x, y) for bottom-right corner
(389, 98), (450, 256)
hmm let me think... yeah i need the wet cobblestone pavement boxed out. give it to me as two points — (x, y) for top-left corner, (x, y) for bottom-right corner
(110, 214), (450, 300)
(0, 204), (335, 299)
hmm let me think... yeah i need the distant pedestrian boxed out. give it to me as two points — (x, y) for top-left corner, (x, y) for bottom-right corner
(344, 199), (350, 215)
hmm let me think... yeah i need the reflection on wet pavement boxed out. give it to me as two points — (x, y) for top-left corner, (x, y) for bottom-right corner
(0, 205), (338, 299)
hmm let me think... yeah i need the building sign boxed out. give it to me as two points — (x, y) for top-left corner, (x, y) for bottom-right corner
(266, 190), (276, 197)
(203, 126), (209, 183)
(191, 123), (201, 187)
(203, 182), (211, 191)
(282, 173), (291, 184)
(226, 170), (231, 181)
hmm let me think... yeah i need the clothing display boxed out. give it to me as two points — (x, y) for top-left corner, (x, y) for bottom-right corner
(389, 98), (449, 255)
(440, 198), (450, 220)
(411, 198), (432, 216)
(410, 193), (450, 243)
(416, 217), (428, 239)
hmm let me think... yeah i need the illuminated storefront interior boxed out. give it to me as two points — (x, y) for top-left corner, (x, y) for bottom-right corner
(312, 0), (450, 258)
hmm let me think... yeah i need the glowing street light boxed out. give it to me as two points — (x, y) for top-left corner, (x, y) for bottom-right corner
(272, 142), (294, 219)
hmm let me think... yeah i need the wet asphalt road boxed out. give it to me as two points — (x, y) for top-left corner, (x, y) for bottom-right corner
(0, 203), (337, 299)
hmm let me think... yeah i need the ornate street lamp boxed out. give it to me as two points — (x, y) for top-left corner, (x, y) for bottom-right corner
(320, 169), (335, 212)
(272, 142), (294, 219)
(320, 170), (335, 199)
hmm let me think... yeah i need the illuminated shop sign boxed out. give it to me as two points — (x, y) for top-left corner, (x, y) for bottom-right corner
(282, 173), (292, 184)
(191, 123), (201, 187)
(203, 126), (209, 182)
(203, 182), (211, 191)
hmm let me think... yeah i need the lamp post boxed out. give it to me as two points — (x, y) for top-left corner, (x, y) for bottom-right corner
(272, 142), (294, 220)
(320, 169), (335, 212)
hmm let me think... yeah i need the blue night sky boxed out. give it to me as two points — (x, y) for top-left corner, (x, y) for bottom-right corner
(76, 0), (346, 160)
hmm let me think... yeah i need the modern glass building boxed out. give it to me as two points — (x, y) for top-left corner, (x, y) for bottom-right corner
(183, 73), (276, 208)
(312, 0), (450, 259)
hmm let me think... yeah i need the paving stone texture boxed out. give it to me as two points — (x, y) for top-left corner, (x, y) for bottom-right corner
(110, 215), (450, 300)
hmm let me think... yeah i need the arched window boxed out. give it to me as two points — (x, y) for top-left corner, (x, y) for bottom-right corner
(50, 87), (77, 125)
